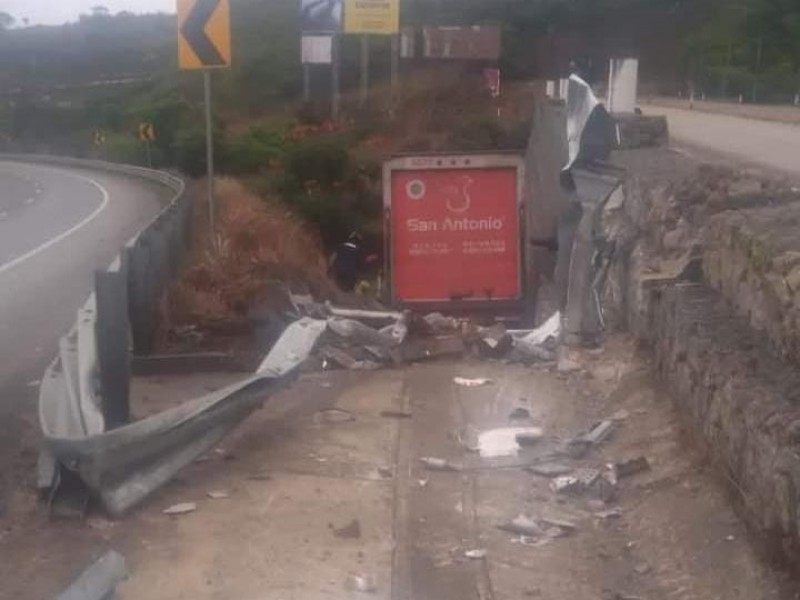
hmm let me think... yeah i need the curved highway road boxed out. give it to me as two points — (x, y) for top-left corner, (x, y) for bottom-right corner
(646, 105), (800, 175)
(0, 161), (167, 488)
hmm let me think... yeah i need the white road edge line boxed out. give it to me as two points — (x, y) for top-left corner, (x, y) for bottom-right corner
(0, 168), (111, 275)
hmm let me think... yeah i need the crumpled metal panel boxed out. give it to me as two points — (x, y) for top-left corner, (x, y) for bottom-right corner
(39, 318), (326, 517)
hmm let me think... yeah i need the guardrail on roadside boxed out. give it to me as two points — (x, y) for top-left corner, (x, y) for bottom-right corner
(0, 155), (193, 507)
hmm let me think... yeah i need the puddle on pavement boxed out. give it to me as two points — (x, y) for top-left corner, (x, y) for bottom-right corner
(477, 427), (543, 458)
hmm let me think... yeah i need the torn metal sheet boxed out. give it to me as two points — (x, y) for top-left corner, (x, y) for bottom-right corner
(56, 550), (127, 600)
(39, 318), (324, 517)
(328, 317), (399, 348)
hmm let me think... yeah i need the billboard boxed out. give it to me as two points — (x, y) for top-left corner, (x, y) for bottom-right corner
(344, 0), (399, 35)
(300, 0), (343, 33)
(384, 154), (524, 307)
(423, 26), (502, 61)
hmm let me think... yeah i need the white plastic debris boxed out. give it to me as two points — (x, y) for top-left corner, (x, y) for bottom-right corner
(464, 549), (487, 560)
(454, 377), (494, 388)
(420, 457), (459, 471)
(207, 491), (230, 500)
(345, 574), (378, 594)
(477, 427), (543, 458)
(163, 502), (197, 515)
(520, 311), (561, 346)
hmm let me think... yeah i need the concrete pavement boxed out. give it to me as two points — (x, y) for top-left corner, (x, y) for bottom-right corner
(645, 105), (800, 175)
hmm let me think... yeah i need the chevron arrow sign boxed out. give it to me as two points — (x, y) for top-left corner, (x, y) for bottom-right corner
(178, 0), (231, 70)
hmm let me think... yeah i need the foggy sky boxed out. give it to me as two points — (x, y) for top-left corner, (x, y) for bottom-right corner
(0, 0), (175, 26)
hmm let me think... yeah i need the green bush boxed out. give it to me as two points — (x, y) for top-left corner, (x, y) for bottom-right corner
(225, 126), (286, 174)
(283, 135), (349, 189)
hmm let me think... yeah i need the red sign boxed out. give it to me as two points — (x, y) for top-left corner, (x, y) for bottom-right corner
(390, 166), (520, 303)
(483, 68), (501, 98)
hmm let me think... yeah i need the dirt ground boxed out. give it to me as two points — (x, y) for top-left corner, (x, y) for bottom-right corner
(645, 96), (800, 126)
(2, 335), (798, 599)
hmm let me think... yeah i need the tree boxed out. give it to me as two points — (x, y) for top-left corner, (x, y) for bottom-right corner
(91, 6), (110, 17)
(0, 12), (15, 30)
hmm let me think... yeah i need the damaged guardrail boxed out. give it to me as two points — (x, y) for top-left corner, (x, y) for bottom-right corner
(40, 317), (327, 517)
(0, 155), (199, 515)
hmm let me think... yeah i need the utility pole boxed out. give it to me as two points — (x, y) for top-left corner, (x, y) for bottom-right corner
(204, 70), (215, 237)
(332, 34), (341, 120)
(360, 35), (370, 108)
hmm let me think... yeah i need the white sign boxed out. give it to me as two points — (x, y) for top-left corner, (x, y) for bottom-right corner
(607, 58), (639, 114)
(302, 35), (333, 64)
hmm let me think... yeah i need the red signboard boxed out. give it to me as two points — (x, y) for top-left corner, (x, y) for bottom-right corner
(386, 156), (523, 305)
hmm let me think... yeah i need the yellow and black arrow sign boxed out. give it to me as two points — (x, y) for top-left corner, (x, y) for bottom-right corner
(139, 123), (156, 142)
(93, 131), (106, 146)
(178, 0), (231, 70)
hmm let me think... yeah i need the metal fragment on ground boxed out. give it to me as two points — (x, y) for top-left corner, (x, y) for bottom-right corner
(526, 462), (574, 478)
(578, 420), (616, 445)
(613, 456), (651, 479)
(55, 550), (127, 600)
(497, 514), (544, 537)
(314, 408), (357, 424)
(453, 377), (493, 387)
(328, 317), (399, 348)
(207, 490), (230, 499)
(420, 457), (460, 471)
(163, 502), (197, 515)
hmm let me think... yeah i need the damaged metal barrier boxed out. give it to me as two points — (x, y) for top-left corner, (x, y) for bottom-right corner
(39, 317), (327, 517)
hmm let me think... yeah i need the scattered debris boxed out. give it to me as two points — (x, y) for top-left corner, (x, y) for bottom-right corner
(498, 515), (544, 537)
(380, 410), (413, 419)
(163, 502), (197, 515)
(332, 519), (362, 539)
(509, 404), (532, 420)
(345, 574), (378, 594)
(551, 469), (601, 494)
(206, 490), (230, 500)
(321, 346), (381, 371)
(526, 462), (574, 478)
(577, 420), (616, 445)
(634, 563), (652, 575)
(613, 457), (651, 479)
(454, 377), (494, 387)
(55, 550), (127, 600)
(465, 548), (487, 560)
(314, 408), (357, 424)
(377, 466), (394, 478)
(610, 409), (630, 421)
(420, 457), (460, 472)
(595, 508), (623, 520)
(418, 478), (430, 488)
(477, 427), (543, 458)
(423, 312), (459, 332)
(477, 324), (514, 358)
(539, 516), (578, 532)
(329, 317), (399, 348)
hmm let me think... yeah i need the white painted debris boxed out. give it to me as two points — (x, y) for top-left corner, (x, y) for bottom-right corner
(595, 508), (623, 520)
(464, 549), (487, 560)
(477, 427), (543, 458)
(610, 409), (630, 421)
(454, 377), (494, 387)
(207, 491), (230, 500)
(345, 574), (378, 594)
(521, 311), (561, 346)
(163, 502), (197, 515)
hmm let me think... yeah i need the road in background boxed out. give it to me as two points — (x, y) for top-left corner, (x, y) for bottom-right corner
(645, 105), (800, 175)
(0, 162), (167, 496)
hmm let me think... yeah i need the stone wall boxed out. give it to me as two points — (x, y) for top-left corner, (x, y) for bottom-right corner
(604, 148), (800, 566)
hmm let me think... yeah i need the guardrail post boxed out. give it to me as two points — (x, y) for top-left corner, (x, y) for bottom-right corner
(95, 257), (131, 428)
(127, 236), (157, 355)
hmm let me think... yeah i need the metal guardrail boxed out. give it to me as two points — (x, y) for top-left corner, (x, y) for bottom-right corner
(0, 155), (196, 512)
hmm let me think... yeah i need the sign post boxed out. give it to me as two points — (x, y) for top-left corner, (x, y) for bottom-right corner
(177, 0), (231, 238)
(138, 122), (156, 168)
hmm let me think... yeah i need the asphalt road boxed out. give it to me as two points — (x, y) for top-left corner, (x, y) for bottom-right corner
(646, 105), (800, 175)
(0, 161), (167, 486)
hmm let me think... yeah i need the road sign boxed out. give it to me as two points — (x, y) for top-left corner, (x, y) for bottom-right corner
(93, 131), (106, 146)
(301, 0), (343, 33)
(344, 0), (399, 34)
(178, 0), (231, 70)
(138, 123), (156, 142)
